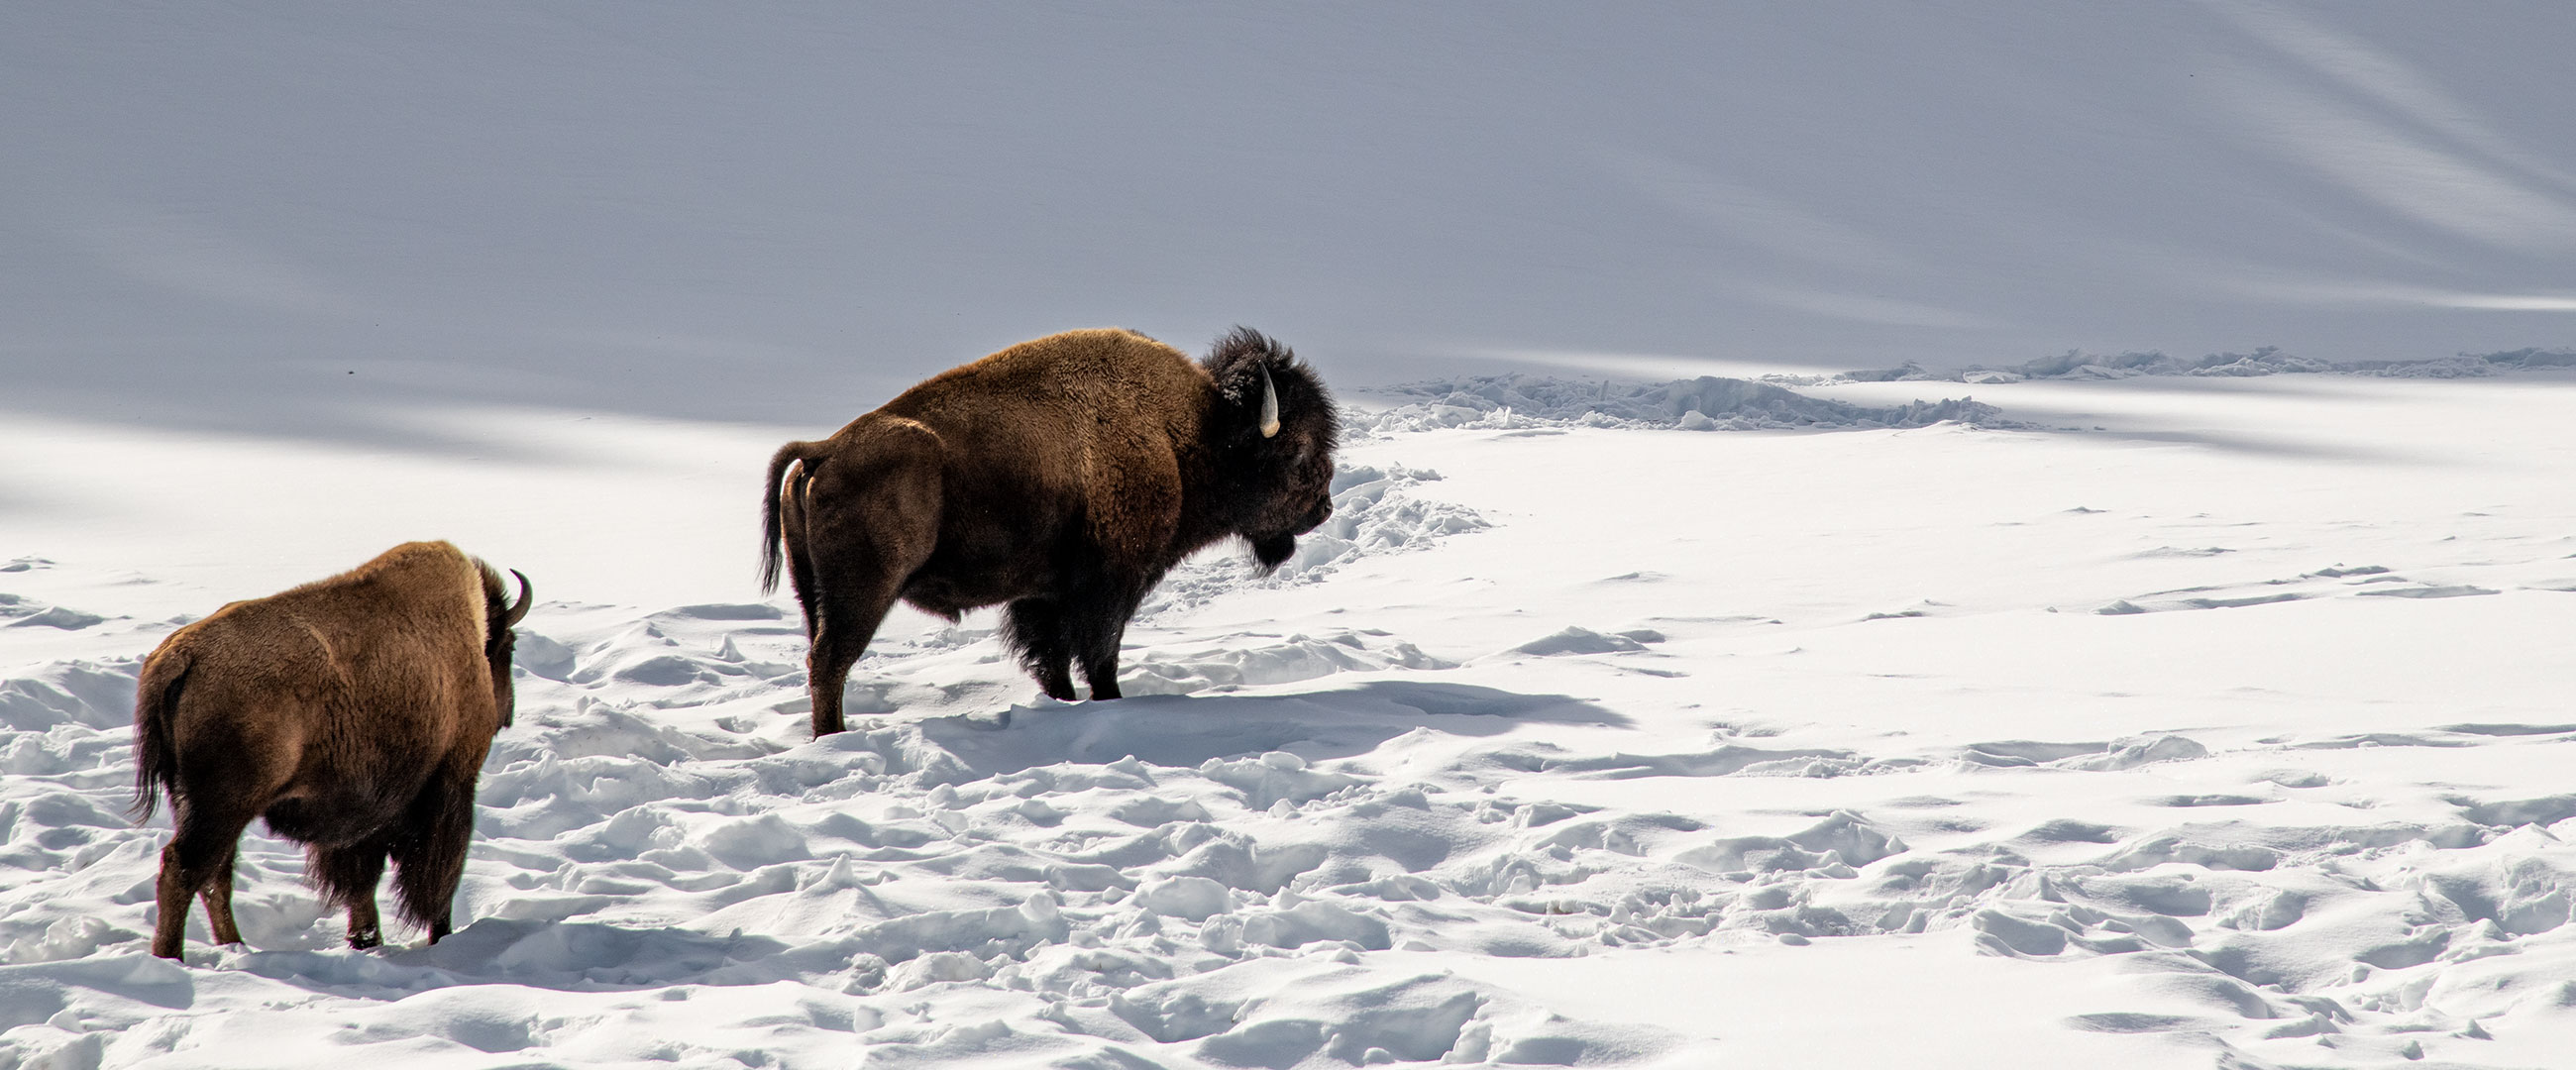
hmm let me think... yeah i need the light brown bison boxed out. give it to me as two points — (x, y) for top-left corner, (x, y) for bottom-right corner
(132, 540), (529, 959)
(761, 327), (1338, 736)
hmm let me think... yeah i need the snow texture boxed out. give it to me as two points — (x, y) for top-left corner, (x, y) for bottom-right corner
(9, 373), (2576, 1068)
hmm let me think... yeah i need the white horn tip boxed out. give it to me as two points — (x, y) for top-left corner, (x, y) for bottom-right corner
(1258, 364), (1282, 438)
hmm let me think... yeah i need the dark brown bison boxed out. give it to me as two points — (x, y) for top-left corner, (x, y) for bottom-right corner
(132, 540), (529, 959)
(761, 327), (1338, 736)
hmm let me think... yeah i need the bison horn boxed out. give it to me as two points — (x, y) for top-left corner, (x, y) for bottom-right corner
(502, 569), (533, 627)
(1257, 364), (1281, 439)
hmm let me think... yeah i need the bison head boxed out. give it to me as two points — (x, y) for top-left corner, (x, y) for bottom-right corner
(1204, 328), (1339, 573)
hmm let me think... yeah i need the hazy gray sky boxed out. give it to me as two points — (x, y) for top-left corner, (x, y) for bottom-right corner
(7, 2), (2574, 439)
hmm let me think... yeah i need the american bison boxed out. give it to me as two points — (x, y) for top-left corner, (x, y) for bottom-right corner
(132, 541), (529, 959)
(761, 327), (1339, 735)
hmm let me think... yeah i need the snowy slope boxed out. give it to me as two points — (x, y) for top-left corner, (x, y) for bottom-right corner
(5, 371), (2576, 1068)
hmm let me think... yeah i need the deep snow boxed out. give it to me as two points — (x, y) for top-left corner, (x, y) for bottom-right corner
(6, 371), (2576, 1068)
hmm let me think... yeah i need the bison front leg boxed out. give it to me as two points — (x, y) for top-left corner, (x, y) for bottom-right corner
(345, 896), (384, 949)
(1003, 598), (1081, 701)
(389, 765), (481, 944)
(1070, 586), (1149, 701)
(1079, 654), (1125, 700)
(309, 841), (390, 949)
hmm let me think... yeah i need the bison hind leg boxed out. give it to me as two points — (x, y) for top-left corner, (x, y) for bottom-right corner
(807, 579), (912, 736)
(1002, 598), (1081, 701)
(152, 803), (256, 959)
(806, 585), (910, 736)
(793, 422), (943, 737)
(199, 840), (244, 946)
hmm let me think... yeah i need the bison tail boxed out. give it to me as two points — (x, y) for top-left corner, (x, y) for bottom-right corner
(760, 442), (816, 595)
(130, 646), (192, 822)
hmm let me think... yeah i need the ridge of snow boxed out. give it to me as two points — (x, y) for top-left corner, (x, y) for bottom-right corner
(1353, 374), (2010, 434)
(1836, 346), (2576, 384)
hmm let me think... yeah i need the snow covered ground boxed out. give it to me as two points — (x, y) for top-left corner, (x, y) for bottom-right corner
(5, 370), (2576, 1068)
(11, 3), (2576, 1066)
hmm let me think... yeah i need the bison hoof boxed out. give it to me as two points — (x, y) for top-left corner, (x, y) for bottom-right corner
(347, 929), (382, 950)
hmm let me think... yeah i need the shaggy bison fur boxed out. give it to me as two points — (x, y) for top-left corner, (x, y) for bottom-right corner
(132, 541), (528, 958)
(761, 327), (1338, 735)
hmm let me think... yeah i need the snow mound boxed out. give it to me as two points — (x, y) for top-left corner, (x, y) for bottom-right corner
(1354, 374), (2009, 434)
(1510, 626), (1653, 657)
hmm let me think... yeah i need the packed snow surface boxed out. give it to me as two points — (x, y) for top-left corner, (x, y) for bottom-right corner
(5, 372), (2576, 1068)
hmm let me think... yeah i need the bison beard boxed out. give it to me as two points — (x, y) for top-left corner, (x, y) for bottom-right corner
(762, 327), (1339, 736)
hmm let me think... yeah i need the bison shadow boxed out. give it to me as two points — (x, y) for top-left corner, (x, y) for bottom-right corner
(882, 680), (1632, 779)
(238, 916), (797, 995)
